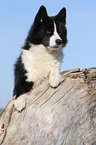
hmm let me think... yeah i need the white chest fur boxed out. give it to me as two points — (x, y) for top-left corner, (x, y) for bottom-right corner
(21, 45), (63, 86)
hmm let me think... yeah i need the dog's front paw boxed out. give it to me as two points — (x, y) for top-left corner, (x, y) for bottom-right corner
(14, 94), (26, 112)
(49, 78), (60, 88)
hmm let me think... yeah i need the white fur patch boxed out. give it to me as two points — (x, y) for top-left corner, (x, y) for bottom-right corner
(49, 22), (62, 47)
(21, 44), (63, 87)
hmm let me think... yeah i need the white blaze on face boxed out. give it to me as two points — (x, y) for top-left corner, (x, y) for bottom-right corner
(49, 22), (61, 47)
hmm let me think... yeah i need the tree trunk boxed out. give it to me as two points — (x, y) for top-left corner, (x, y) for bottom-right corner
(0, 68), (96, 145)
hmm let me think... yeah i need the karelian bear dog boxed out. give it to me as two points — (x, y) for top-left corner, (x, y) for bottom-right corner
(13, 6), (67, 110)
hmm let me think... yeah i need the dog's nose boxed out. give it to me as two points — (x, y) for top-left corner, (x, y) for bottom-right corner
(56, 39), (62, 45)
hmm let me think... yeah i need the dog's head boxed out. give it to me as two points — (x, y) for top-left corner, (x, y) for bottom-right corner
(24, 6), (67, 51)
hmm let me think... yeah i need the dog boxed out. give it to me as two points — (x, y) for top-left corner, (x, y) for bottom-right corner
(13, 6), (67, 111)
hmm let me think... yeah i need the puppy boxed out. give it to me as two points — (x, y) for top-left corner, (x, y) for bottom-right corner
(13, 6), (67, 111)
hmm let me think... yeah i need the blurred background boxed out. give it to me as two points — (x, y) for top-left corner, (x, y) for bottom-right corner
(0, 0), (96, 108)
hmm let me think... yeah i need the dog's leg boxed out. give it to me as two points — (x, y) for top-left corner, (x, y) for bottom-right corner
(13, 81), (33, 112)
(14, 94), (26, 112)
(49, 66), (60, 88)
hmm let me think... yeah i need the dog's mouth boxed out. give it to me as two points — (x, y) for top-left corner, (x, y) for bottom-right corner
(50, 44), (62, 50)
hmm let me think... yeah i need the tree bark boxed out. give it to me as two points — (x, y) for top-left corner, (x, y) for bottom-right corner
(0, 68), (96, 145)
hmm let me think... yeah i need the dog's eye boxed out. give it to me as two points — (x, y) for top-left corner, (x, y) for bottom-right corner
(46, 31), (51, 34)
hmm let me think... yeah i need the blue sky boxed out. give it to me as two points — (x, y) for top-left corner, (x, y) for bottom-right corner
(0, 0), (96, 108)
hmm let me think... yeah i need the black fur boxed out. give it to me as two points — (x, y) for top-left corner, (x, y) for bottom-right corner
(13, 56), (33, 98)
(13, 5), (67, 98)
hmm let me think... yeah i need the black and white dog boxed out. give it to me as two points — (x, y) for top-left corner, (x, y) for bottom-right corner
(13, 6), (67, 110)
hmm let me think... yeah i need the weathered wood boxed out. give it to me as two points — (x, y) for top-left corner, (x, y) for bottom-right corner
(0, 68), (96, 145)
(0, 110), (3, 116)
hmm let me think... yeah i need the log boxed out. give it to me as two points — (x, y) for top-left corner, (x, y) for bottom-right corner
(0, 110), (3, 117)
(0, 68), (96, 145)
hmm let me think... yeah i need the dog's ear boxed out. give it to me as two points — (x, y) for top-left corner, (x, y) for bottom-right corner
(56, 8), (66, 24)
(35, 5), (48, 23)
